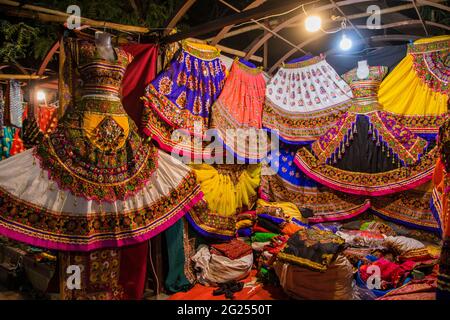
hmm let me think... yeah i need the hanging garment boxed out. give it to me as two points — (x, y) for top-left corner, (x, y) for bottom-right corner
(260, 143), (371, 222)
(10, 127), (25, 156)
(59, 241), (148, 300)
(0, 86), (4, 136)
(187, 164), (260, 239)
(164, 218), (195, 293)
(263, 55), (353, 144)
(261, 143), (438, 230)
(294, 66), (436, 196)
(142, 40), (226, 159)
(210, 58), (268, 162)
(121, 44), (158, 129)
(0, 39), (203, 252)
(8, 80), (23, 128)
(0, 126), (14, 160)
(432, 119), (450, 300)
(379, 35), (449, 116)
(38, 105), (58, 134)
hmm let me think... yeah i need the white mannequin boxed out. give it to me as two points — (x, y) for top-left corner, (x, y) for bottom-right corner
(95, 31), (116, 62)
(356, 60), (370, 80)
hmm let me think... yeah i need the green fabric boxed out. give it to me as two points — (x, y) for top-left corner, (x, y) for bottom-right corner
(360, 221), (374, 231)
(251, 232), (277, 243)
(164, 219), (192, 293)
(1, 127), (14, 160)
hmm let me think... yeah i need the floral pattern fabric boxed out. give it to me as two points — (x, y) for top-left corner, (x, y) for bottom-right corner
(262, 55), (353, 144)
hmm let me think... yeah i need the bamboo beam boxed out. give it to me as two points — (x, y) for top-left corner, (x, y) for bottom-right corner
(161, 0), (318, 44)
(269, 32), (325, 74)
(211, 0), (266, 45)
(0, 0), (149, 33)
(216, 44), (263, 63)
(187, 37), (264, 62)
(163, 0), (197, 36)
(353, 20), (450, 31)
(0, 74), (46, 80)
(37, 39), (60, 76)
(219, 0), (307, 56)
(412, 0), (429, 36)
(417, 0), (450, 12)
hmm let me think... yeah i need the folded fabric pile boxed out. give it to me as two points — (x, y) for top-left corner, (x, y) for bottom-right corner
(277, 228), (346, 272)
(235, 210), (256, 238)
(210, 239), (253, 260)
(191, 240), (253, 286)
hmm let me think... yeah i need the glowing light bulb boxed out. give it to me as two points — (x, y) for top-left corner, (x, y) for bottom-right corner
(37, 90), (46, 101)
(305, 16), (321, 32)
(339, 34), (352, 51)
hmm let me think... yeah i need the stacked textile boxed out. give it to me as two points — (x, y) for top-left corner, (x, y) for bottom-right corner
(191, 240), (253, 286)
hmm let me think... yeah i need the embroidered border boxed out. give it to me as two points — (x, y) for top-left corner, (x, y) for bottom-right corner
(294, 147), (437, 196)
(0, 173), (203, 251)
(262, 98), (350, 143)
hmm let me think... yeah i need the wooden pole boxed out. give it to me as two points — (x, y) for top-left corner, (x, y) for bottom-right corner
(0, 0), (149, 33)
(0, 74), (46, 80)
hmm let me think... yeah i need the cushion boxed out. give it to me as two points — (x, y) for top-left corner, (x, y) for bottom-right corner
(336, 230), (385, 248)
(384, 236), (425, 255)
(278, 229), (345, 272)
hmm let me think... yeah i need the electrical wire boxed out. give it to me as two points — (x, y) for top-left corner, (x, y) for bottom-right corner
(232, 0), (321, 29)
(148, 240), (160, 299)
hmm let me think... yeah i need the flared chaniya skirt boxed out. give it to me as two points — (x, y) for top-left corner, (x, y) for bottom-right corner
(210, 58), (268, 162)
(262, 55), (353, 144)
(379, 35), (450, 116)
(142, 40), (227, 159)
(0, 148), (203, 251)
(261, 144), (438, 230)
(187, 164), (261, 239)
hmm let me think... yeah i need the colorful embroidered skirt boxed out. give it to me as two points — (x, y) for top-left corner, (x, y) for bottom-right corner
(142, 41), (226, 159)
(261, 144), (439, 230)
(379, 35), (450, 116)
(187, 164), (260, 239)
(0, 144), (203, 251)
(210, 58), (268, 162)
(293, 110), (436, 196)
(262, 55), (352, 144)
(260, 144), (371, 223)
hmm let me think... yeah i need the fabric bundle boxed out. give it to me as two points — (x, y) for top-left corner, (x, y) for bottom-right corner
(277, 228), (345, 272)
(192, 244), (253, 286)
